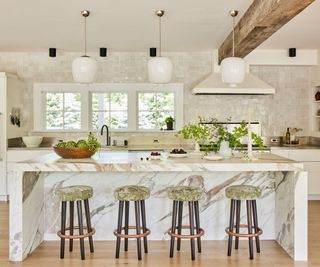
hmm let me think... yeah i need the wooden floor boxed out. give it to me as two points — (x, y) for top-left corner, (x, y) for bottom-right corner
(0, 201), (319, 267)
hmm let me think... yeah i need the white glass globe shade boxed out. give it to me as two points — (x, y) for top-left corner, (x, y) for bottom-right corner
(72, 56), (97, 84)
(221, 57), (246, 87)
(148, 57), (173, 84)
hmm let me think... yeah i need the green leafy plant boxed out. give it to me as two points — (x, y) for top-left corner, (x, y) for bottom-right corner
(86, 132), (101, 152)
(165, 116), (175, 124)
(176, 118), (212, 144)
(177, 117), (264, 152)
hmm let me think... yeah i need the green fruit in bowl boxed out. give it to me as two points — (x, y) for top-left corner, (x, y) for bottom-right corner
(56, 141), (66, 148)
(77, 140), (88, 148)
(65, 141), (77, 148)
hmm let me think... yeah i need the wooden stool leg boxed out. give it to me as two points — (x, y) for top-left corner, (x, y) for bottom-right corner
(134, 201), (142, 260)
(169, 200), (178, 258)
(60, 201), (67, 259)
(246, 200), (254, 260)
(227, 199), (236, 256)
(188, 201), (196, 261)
(252, 200), (261, 253)
(84, 199), (94, 253)
(177, 201), (183, 251)
(77, 200), (85, 260)
(124, 201), (130, 252)
(69, 201), (74, 252)
(115, 201), (124, 259)
(194, 201), (202, 253)
(235, 200), (241, 250)
(140, 200), (148, 253)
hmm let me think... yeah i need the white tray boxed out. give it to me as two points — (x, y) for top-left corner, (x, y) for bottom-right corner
(169, 153), (188, 158)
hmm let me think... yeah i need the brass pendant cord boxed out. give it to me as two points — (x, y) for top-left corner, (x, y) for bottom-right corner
(159, 15), (162, 57)
(232, 15), (235, 57)
(84, 16), (87, 56)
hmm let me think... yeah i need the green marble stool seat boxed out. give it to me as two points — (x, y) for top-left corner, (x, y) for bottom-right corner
(167, 186), (204, 202)
(225, 185), (262, 200)
(56, 185), (93, 202)
(114, 185), (150, 201)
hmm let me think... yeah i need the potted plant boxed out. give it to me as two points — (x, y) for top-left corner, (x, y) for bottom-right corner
(165, 116), (175, 130)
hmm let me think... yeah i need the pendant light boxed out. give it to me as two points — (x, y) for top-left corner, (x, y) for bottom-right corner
(72, 10), (97, 84)
(221, 10), (246, 87)
(148, 10), (173, 84)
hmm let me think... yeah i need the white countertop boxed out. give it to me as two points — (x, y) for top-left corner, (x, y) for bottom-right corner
(14, 151), (304, 172)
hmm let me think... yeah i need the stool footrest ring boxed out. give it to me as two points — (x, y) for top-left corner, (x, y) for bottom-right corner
(168, 225), (205, 239)
(113, 226), (151, 239)
(225, 224), (263, 238)
(57, 226), (95, 239)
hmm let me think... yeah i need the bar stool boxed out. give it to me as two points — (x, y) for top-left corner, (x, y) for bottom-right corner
(167, 186), (204, 261)
(113, 185), (151, 260)
(56, 185), (95, 260)
(225, 185), (263, 260)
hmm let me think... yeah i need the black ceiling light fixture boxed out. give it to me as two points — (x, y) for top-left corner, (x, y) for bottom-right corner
(150, 47), (157, 57)
(100, 47), (107, 57)
(49, 48), (56, 57)
(289, 48), (296, 57)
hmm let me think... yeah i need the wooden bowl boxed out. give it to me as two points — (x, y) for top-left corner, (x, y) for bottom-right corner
(53, 146), (96, 159)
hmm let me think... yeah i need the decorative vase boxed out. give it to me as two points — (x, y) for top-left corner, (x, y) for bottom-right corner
(219, 141), (232, 159)
(194, 142), (200, 152)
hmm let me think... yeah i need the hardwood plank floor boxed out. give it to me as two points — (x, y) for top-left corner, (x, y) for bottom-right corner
(0, 201), (319, 266)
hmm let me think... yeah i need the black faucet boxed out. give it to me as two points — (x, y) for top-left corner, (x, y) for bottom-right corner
(100, 124), (110, 146)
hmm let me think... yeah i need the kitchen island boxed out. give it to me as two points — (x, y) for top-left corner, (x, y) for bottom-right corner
(9, 152), (307, 262)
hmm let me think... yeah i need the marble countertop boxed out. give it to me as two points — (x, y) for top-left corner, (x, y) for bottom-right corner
(14, 151), (304, 172)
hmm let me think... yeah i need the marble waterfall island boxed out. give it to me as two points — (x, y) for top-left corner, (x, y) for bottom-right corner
(9, 152), (307, 262)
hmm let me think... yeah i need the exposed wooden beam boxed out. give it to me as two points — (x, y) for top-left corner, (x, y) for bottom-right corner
(218, 0), (315, 63)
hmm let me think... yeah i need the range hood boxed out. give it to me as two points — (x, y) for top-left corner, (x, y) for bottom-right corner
(192, 72), (275, 95)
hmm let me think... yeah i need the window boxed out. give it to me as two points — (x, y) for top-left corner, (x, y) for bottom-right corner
(138, 92), (174, 130)
(34, 83), (183, 132)
(91, 92), (128, 130)
(45, 92), (81, 130)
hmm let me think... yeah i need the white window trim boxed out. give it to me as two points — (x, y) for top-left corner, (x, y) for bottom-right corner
(33, 83), (184, 132)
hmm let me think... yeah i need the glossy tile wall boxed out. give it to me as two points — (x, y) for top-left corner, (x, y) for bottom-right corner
(0, 51), (313, 136)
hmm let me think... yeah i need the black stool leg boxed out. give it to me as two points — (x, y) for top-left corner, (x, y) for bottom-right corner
(194, 201), (202, 253)
(134, 201), (142, 260)
(115, 201), (124, 259)
(169, 200), (178, 258)
(188, 201), (196, 261)
(246, 200), (254, 260)
(84, 199), (94, 253)
(77, 200), (85, 260)
(124, 201), (129, 252)
(227, 199), (236, 256)
(235, 200), (241, 250)
(140, 200), (148, 253)
(69, 201), (74, 252)
(177, 201), (183, 251)
(252, 200), (261, 253)
(60, 201), (67, 259)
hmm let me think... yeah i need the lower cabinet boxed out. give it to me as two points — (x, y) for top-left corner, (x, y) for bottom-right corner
(271, 148), (320, 199)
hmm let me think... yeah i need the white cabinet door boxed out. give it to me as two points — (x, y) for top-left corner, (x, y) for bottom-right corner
(302, 162), (320, 196)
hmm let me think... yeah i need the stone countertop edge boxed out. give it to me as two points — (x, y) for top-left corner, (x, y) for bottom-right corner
(12, 152), (305, 172)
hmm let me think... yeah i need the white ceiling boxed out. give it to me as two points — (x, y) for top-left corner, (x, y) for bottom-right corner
(260, 0), (320, 49)
(0, 0), (319, 53)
